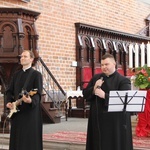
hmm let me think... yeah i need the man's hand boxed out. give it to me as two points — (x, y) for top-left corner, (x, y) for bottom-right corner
(94, 78), (104, 92)
(22, 94), (32, 103)
(95, 88), (105, 99)
(6, 102), (13, 109)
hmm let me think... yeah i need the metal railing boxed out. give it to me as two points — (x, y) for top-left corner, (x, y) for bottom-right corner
(35, 57), (66, 111)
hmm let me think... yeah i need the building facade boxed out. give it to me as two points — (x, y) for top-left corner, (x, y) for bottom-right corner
(0, 0), (150, 90)
(0, 0), (150, 116)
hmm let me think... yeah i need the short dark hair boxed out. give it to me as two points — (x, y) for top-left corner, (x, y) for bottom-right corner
(23, 50), (35, 59)
(102, 53), (115, 61)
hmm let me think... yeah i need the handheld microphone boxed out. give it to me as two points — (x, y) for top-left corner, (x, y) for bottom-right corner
(97, 77), (103, 89)
(100, 77), (103, 80)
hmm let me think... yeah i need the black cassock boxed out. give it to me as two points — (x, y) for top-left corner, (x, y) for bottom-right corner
(6, 68), (43, 150)
(83, 71), (133, 150)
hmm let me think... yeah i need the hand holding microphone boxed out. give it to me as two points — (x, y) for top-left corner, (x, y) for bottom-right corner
(94, 77), (105, 99)
(94, 77), (104, 90)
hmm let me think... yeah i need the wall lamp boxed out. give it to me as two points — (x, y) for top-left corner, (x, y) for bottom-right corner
(71, 61), (77, 67)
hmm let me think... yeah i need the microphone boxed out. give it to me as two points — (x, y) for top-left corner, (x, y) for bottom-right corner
(97, 77), (103, 89)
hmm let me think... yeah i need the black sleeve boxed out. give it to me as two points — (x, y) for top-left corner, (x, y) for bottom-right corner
(119, 77), (131, 90)
(83, 74), (102, 102)
(104, 76), (131, 107)
(30, 71), (43, 108)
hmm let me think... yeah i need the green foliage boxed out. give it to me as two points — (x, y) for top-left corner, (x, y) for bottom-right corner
(134, 64), (150, 89)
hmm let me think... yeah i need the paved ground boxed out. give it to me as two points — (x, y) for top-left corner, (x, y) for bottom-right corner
(43, 115), (137, 134)
(0, 116), (149, 150)
(0, 117), (88, 150)
(43, 117), (88, 134)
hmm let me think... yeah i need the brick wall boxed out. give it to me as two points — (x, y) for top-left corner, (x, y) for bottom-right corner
(0, 0), (150, 115)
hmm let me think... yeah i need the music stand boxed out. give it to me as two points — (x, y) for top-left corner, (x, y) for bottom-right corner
(108, 90), (147, 150)
(108, 90), (147, 113)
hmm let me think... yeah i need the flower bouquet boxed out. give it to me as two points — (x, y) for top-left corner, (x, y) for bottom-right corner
(133, 64), (150, 137)
(133, 64), (150, 89)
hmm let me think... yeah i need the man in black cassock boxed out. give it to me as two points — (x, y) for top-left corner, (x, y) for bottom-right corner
(6, 50), (43, 150)
(83, 53), (133, 150)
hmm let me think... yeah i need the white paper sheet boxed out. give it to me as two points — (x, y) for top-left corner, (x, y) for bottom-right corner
(108, 90), (147, 112)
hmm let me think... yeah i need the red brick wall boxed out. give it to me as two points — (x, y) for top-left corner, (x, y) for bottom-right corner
(0, 0), (150, 115)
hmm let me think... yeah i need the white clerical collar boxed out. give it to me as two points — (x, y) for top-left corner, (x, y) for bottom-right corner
(22, 66), (31, 72)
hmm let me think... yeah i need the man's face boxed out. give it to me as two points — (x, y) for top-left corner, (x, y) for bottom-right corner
(101, 58), (116, 76)
(20, 51), (33, 67)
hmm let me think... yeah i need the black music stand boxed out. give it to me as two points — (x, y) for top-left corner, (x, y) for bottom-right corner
(108, 90), (147, 150)
(108, 90), (147, 113)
